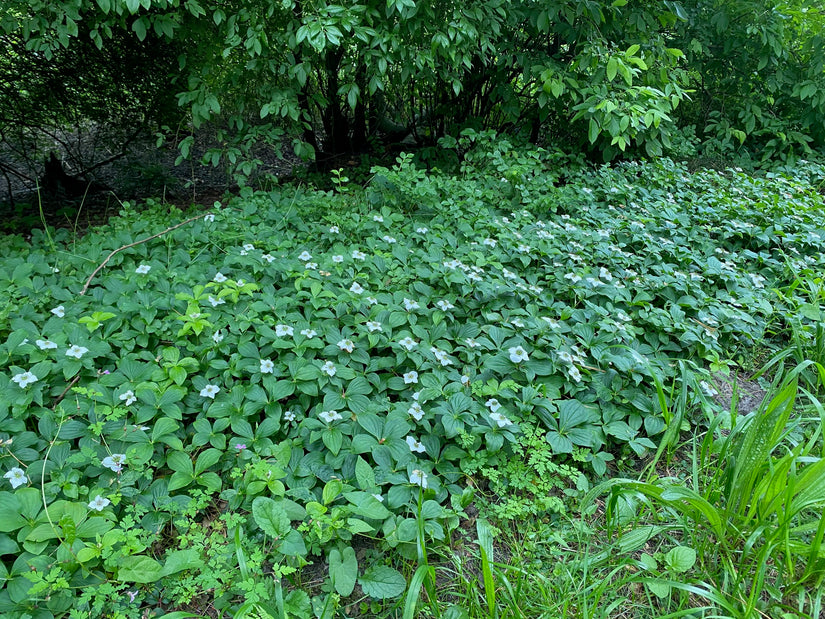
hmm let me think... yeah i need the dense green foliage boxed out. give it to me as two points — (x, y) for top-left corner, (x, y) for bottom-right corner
(2, 0), (823, 176)
(1, 140), (824, 616)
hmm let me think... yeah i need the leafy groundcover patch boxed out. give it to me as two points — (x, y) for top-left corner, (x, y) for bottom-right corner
(1, 142), (824, 617)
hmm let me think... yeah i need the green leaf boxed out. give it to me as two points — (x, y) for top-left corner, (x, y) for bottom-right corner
(665, 546), (696, 573)
(252, 496), (290, 538)
(358, 565), (406, 599)
(355, 457), (375, 490)
(329, 547), (358, 596)
(118, 555), (164, 583)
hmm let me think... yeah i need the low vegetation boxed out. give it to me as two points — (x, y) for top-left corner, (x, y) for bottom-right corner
(1, 138), (824, 618)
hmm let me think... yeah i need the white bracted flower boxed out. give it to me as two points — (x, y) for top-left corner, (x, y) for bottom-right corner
(403, 371), (418, 384)
(337, 339), (355, 353)
(489, 412), (513, 428)
(406, 436), (426, 453)
(88, 495), (111, 511)
(408, 402), (425, 421)
(332, 255), (344, 263)
(260, 359), (275, 374)
(352, 250), (366, 260)
(485, 398), (502, 413)
(300, 328), (317, 339)
(135, 264), (151, 274)
(200, 384), (220, 399)
(51, 305), (65, 317)
(350, 282), (365, 294)
(321, 361), (337, 377)
(410, 469), (428, 488)
(36, 339), (58, 350)
(398, 337), (418, 351)
(12, 371), (38, 388)
(319, 410), (342, 423)
(298, 250), (312, 261)
(4, 467), (27, 488)
(275, 324), (293, 337)
(508, 346), (529, 363)
(119, 390), (137, 406)
(101, 454), (126, 473)
(365, 321), (382, 332)
(66, 344), (89, 359)
(213, 272), (228, 283)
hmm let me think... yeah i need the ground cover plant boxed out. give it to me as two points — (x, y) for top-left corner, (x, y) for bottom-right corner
(1, 138), (825, 617)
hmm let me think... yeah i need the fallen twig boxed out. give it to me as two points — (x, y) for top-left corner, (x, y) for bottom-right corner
(79, 213), (208, 295)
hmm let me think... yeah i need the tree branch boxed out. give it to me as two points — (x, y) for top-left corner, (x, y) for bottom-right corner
(79, 213), (209, 295)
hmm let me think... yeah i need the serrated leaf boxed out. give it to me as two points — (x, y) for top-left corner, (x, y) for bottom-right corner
(358, 565), (406, 599)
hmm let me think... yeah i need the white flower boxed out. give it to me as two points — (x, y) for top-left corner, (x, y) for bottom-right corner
(416, 227), (428, 234)
(558, 351), (573, 363)
(517, 244), (531, 253)
(51, 305), (65, 317)
(373, 214), (384, 222)
(509, 346), (529, 363)
(382, 235), (396, 244)
(410, 469), (428, 488)
(436, 300), (454, 311)
(399, 337), (418, 351)
(4, 467), (27, 488)
(213, 331), (224, 343)
(483, 238), (497, 247)
(511, 318), (525, 328)
(260, 359), (275, 374)
(208, 295), (225, 307)
(321, 361), (337, 376)
(700, 381), (719, 397)
(243, 243), (255, 251)
(119, 390), (137, 406)
(88, 495), (111, 511)
(408, 402), (425, 421)
(35, 339), (57, 350)
(412, 390), (421, 401)
(485, 398), (502, 413)
(204, 213), (215, 222)
(350, 282), (365, 294)
(352, 250), (366, 260)
(568, 366), (582, 383)
(461, 374), (470, 386)
(305, 262), (318, 270)
(319, 410), (342, 423)
(564, 273), (582, 284)
(101, 454), (126, 473)
(298, 251), (313, 261)
(11, 371), (38, 388)
(135, 264), (151, 274)
(366, 296), (378, 305)
(431, 348), (453, 366)
(406, 436), (426, 453)
(262, 253), (275, 263)
(403, 298), (419, 311)
(200, 384), (220, 399)
(329, 225), (340, 233)
(300, 328), (317, 339)
(66, 344), (89, 359)
(403, 371), (419, 384)
(275, 324), (294, 337)
(213, 272), (228, 283)
(444, 259), (462, 270)
(337, 339), (355, 353)
(365, 321), (382, 333)
(332, 255), (344, 263)
(599, 267), (613, 282)
(464, 338), (479, 348)
(489, 412), (513, 428)
(284, 410), (297, 422)
(542, 318), (560, 329)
